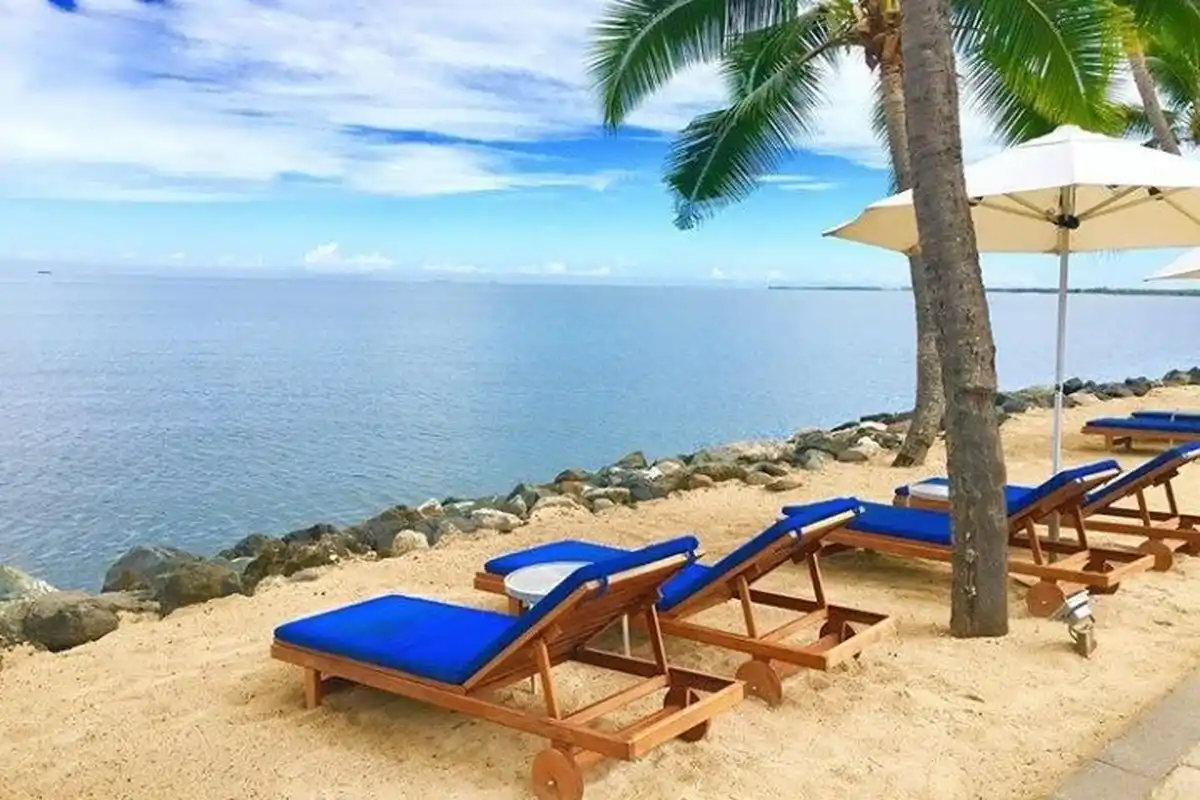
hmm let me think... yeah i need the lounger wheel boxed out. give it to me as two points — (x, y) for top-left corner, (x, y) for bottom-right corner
(1136, 540), (1175, 572)
(662, 686), (710, 742)
(1026, 581), (1066, 619)
(735, 659), (784, 707)
(532, 748), (584, 800)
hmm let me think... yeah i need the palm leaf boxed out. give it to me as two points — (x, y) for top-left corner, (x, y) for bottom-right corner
(587, 0), (800, 127)
(951, 0), (1126, 143)
(662, 11), (850, 229)
(869, 76), (900, 194)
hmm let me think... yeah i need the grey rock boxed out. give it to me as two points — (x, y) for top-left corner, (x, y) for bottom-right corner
(794, 449), (831, 471)
(554, 468), (592, 484)
(836, 446), (872, 464)
(389, 530), (430, 557)
(416, 498), (443, 518)
(591, 498), (616, 512)
(470, 508), (524, 532)
(1062, 377), (1085, 395)
(102, 545), (204, 593)
(789, 429), (848, 457)
(750, 461), (790, 478)
(501, 493), (529, 519)
(153, 561), (243, 615)
(614, 450), (648, 470)
(765, 475), (805, 493)
(532, 494), (583, 511)
(583, 486), (633, 506)
(281, 522), (340, 545)
(216, 533), (278, 561)
(428, 519), (464, 546)
(348, 505), (427, 554)
(22, 593), (120, 652)
(686, 473), (716, 490)
(743, 471), (775, 486)
(0, 565), (56, 602)
(690, 462), (749, 482)
(651, 459), (686, 476)
(697, 440), (793, 464)
(998, 393), (1031, 414)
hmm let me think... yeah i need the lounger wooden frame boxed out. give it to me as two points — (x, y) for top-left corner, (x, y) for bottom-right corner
(1082, 421), (1200, 452)
(272, 553), (744, 800)
(856, 469), (1157, 617)
(474, 509), (895, 706)
(895, 458), (1200, 559)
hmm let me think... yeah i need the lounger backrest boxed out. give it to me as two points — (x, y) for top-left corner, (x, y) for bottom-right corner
(461, 535), (699, 687)
(1007, 459), (1121, 523)
(1084, 442), (1200, 507)
(1132, 410), (1200, 422)
(1087, 416), (1200, 434)
(658, 497), (862, 613)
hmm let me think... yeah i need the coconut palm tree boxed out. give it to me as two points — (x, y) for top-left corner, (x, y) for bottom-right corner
(1110, 0), (1200, 155)
(1124, 19), (1200, 147)
(898, 0), (1010, 638)
(588, 0), (1123, 467)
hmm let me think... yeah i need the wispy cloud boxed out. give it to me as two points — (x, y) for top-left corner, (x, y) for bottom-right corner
(303, 242), (394, 271)
(758, 174), (838, 192)
(3, 0), (1112, 204)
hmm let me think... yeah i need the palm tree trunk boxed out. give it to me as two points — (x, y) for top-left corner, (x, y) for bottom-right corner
(1128, 41), (1181, 155)
(897, 0), (1009, 638)
(878, 58), (945, 468)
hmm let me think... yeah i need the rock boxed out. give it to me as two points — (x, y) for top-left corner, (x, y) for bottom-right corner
(22, 593), (120, 652)
(506, 483), (543, 513)
(501, 493), (528, 519)
(750, 461), (790, 477)
(216, 533), (278, 561)
(1, 599), (29, 647)
(241, 534), (356, 593)
(556, 480), (588, 498)
(417, 498), (443, 518)
(861, 410), (911, 425)
(281, 522), (340, 545)
(686, 473), (715, 490)
(583, 486), (633, 507)
(794, 449), (831, 471)
(554, 468), (592, 484)
(765, 475), (804, 492)
(389, 530), (429, 557)
(1162, 369), (1190, 385)
(1124, 377), (1152, 397)
(1070, 391), (1101, 406)
(532, 494), (583, 511)
(997, 393), (1030, 414)
(428, 519), (464, 546)
(153, 561), (243, 615)
(789, 429), (848, 457)
(619, 474), (662, 502)
(856, 420), (889, 433)
(470, 508), (524, 533)
(837, 437), (881, 464)
(102, 545), (204, 593)
(690, 462), (749, 483)
(348, 506), (429, 555)
(281, 540), (350, 576)
(0, 565), (56, 602)
(1062, 377), (1085, 395)
(591, 498), (616, 512)
(652, 459), (686, 476)
(697, 440), (793, 464)
(614, 450), (648, 470)
(743, 471), (775, 486)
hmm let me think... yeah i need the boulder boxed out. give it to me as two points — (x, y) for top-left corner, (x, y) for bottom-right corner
(750, 462), (790, 478)
(22, 593), (120, 652)
(153, 561), (243, 615)
(0, 565), (56, 602)
(614, 450), (649, 470)
(429, 519), (465, 547)
(532, 494), (583, 512)
(554, 468), (592, 484)
(102, 545), (204, 593)
(743, 471), (775, 487)
(997, 393), (1030, 414)
(794, 449), (831, 472)
(583, 486), (633, 507)
(555, 480), (588, 498)
(1124, 377), (1153, 397)
(652, 459), (686, 476)
(697, 440), (794, 464)
(281, 522), (340, 545)
(500, 493), (528, 519)
(416, 498), (443, 518)
(690, 462), (749, 483)
(506, 482), (544, 514)
(348, 506), (431, 554)
(591, 498), (616, 512)
(788, 429), (848, 457)
(1062, 377), (1085, 395)
(686, 473), (716, 490)
(765, 475), (804, 493)
(837, 438), (881, 463)
(216, 533), (278, 561)
(861, 410), (911, 425)
(1188, 366), (1200, 384)
(470, 508), (524, 533)
(389, 530), (430, 557)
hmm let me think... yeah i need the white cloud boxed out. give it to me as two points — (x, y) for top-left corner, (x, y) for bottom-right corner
(303, 242), (394, 271)
(709, 267), (730, 281)
(759, 173), (838, 192)
(517, 262), (612, 277)
(422, 263), (486, 274)
(0, 1), (1150, 203)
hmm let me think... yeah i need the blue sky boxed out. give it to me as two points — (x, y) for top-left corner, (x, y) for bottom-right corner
(0, 0), (1194, 287)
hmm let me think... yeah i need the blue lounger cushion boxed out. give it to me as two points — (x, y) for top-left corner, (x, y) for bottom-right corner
(275, 534), (700, 685)
(1085, 442), (1200, 506)
(1132, 410), (1200, 422)
(843, 503), (953, 547)
(481, 496), (864, 614)
(1088, 416), (1200, 434)
(892, 459), (1120, 516)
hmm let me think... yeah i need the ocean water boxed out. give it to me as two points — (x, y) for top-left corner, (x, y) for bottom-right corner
(1, 276), (1197, 590)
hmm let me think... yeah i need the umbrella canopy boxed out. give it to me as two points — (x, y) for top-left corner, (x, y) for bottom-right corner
(1146, 249), (1200, 281)
(824, 124), (1200, 473)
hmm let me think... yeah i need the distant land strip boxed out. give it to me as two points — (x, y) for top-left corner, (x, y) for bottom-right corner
(767, 285), (1200, 297)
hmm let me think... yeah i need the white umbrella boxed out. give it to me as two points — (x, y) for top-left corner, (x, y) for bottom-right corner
(824, 124), (1200, 474)
(1145, 248), (1200, 281)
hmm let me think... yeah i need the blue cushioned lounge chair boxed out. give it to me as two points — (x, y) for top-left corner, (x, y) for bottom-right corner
(1132, 409), (1200, 423)
(474, 498), (895, 706)
(784, 461), (1158, 618)
(1082, 414), (1200, 451)
(271, 536), (744, 800)
(893, 443), (1200, 558)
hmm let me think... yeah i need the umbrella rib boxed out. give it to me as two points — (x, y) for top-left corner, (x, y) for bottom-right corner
(1080, 187), (1188, 223)
(1074, 186), (1142, 220)
(1159, 194), (1200, 229)
(975, 196), (1051, 222)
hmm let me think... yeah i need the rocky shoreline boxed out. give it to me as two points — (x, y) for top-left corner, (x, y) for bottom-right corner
(2, 366), (1198, 655)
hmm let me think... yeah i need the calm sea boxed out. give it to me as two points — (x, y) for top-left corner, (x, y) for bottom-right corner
(1, 276), (1197, 589)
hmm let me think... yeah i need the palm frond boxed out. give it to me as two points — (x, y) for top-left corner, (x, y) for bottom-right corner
(869, 76), (900, 194)
(951, 0), (1126, 143)
(587, 0), (799, 128)
(1145, 23), (1200, 111)
(1127, 0), (1200, 53)
(663, 11), (850, 229)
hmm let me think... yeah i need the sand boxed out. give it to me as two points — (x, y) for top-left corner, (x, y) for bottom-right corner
(3, 388), (1200, 800)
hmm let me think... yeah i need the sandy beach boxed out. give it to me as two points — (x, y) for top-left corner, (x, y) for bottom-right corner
(2, 388), (1200, 800)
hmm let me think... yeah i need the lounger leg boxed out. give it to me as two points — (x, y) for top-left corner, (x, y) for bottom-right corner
(303, 668), (325, 709)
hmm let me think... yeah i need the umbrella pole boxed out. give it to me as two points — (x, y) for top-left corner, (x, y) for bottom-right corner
(1048, 188), (1076, 548)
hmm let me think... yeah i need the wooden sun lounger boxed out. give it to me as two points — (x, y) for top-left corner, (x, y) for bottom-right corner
(805, 463), (1157, 618)
(1083, 416), (1200, 452)
(474, 498), (895, 707)
(271, 537), (743, 800)
(893, 444), (1200, 560)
